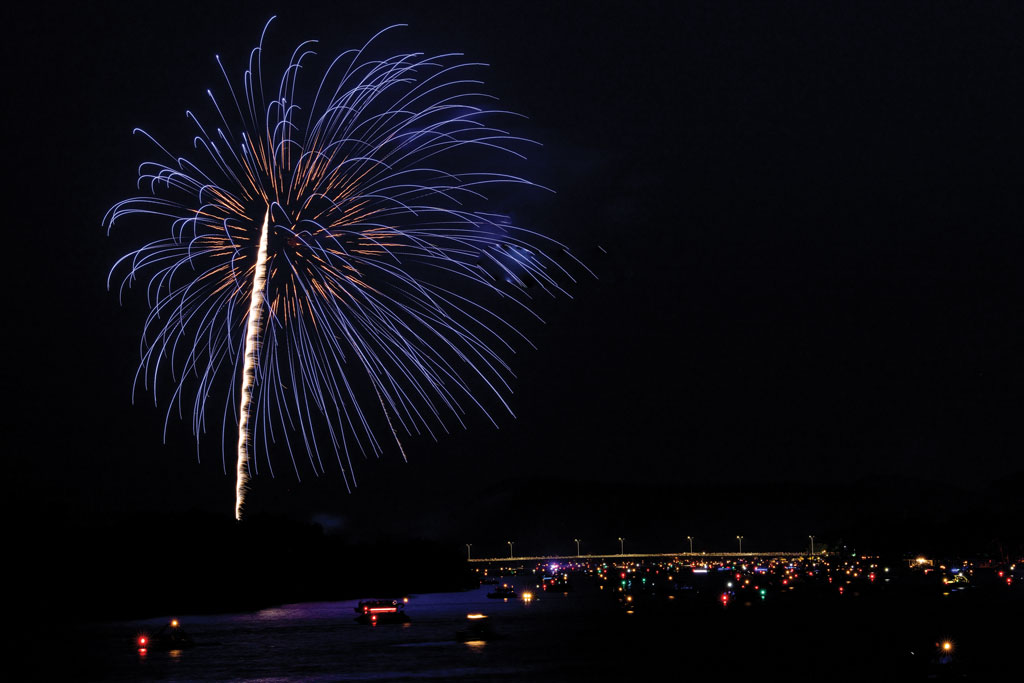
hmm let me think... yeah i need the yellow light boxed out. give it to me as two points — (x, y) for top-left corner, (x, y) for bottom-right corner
(942, 641), (953, 652)
(467, 613), (486, 620)
(171, 619), (179, 628)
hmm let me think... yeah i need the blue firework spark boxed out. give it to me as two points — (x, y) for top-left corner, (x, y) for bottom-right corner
(106, 20), (582, 518)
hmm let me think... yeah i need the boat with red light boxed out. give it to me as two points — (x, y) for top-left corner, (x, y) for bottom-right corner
(354, 599), (411, 624)
(136, 619), (196, 651)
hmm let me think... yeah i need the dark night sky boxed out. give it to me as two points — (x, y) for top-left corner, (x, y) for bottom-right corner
(8, 2), (1023, 552)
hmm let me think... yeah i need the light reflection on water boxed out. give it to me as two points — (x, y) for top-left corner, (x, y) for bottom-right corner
(84, 576), (611, 682)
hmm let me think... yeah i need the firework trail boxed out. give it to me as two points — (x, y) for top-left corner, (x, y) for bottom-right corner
(235, 210), (269, 520)
(106, 19), (585, 519)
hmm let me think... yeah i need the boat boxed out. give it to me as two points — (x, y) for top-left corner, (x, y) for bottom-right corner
(543, 576), (573, 592)
(136, 619), (196, 650)
(456, 613), (500, 642)
(486, 583), (516, 599)
(354, 599), (411, 624)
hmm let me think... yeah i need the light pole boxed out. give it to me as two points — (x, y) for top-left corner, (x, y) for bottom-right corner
(507, 541), (514, 559)
(466, 543), (472, 560)
(574, 538), (581, 557)
(618, 537), (625, 555)
(736, 535), (744, 553)
(687, 536), (693, 553)
(808, 535), (815, 555)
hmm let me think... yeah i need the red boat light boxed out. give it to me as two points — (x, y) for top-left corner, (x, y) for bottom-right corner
(138, 636), (147, 647)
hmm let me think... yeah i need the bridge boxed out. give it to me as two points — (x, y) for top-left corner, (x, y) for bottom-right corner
(468, 551), (819, 564)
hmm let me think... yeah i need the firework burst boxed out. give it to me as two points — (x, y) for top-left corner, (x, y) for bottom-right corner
(106, 20), (582, 519)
